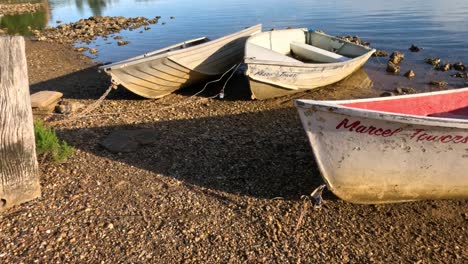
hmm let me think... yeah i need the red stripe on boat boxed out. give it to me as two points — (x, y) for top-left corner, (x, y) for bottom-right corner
(342, 90), (468, 118)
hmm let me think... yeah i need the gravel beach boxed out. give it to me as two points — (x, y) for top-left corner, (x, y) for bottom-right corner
(0, 39), (466, 263)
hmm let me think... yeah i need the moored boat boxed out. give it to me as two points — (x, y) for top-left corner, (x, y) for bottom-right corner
(295, 88), (468, 204)
(244, 28), (375, 100)
(99, 24), (262, 99)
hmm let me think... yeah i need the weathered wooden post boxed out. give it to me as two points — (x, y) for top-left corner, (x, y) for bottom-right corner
(0, 36), (40, 212)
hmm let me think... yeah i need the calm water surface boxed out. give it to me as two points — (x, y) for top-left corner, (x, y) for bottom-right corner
(2, 0), (468, 90)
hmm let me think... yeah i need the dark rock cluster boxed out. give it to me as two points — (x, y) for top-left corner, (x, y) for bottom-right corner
(380, 87), (416, 97)
(425, 58), (466, 78)
(386, 51), (405, 74)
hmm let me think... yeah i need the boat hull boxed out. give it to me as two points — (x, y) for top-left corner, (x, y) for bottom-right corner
(295, 97), (468, 204)
(101, 24), (262, 99)
(244, 28), (375, 100)
(247, 53), (372, 99)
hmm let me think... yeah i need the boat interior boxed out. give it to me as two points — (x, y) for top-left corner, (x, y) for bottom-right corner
(143, 37), (210, 58)
(245, 29), (372, 64)
(341, 90), (468, 120)
(101, 37), (210, 70)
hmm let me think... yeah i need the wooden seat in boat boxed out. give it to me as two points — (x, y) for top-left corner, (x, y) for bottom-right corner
(290, 41), (349, 63)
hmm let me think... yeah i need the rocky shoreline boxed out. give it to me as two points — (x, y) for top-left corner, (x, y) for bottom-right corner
(31, 16), (161, 44)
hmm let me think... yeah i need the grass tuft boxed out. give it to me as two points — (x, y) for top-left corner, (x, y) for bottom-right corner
(34, 121), (74, 164)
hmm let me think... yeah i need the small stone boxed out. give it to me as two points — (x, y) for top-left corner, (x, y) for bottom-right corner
(170, 16), (175, 19)
(75, 46), (88, 52)
(117, 40), (129, 46)
(386, 61), (400, 74)
(114, 36), (123, 40)
(453, 62), (465, 71)
(409, 44), (422, 52)
(372, 50), (388, 57)
(436, 63), (451, 72)
(425, 57), (441, 66)
(429, 80), (447, 87)
(380, 91), (395, 97)
(404, 70), (415, 79)
(144, 26), (151, 30)
(56, 20), (62, 24)
(450, 72), (468, 78)
(389, 51), (405, 65)
(162, 22), (166, 25)
(395, 87), (416, 94)
(89, 48), (98, 54)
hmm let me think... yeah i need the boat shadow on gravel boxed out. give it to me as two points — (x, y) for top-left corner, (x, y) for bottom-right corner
(56, 107), (331, 200)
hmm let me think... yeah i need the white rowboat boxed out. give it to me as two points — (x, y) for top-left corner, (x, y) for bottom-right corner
(245, 28), (375, 100)
(295, 88), (468, 204)
(99, 24), (262, 99)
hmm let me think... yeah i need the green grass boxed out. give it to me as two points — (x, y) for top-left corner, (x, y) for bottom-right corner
(34, 121), (74, 164)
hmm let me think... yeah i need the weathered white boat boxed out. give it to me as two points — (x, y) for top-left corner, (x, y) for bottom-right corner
(295, 88), (468, 204)
(244, 29), (375, 100)
(99, 24), (262, 99)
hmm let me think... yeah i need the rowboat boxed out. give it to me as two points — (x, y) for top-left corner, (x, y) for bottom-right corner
(99, 24), (262, 99)
(295, 88), (468, 204)
(244, 28), (375, 100)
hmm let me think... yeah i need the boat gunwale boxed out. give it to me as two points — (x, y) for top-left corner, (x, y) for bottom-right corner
(295, 87), (468, 129)
(244, 48), (375, 67)
(99, 24), (262, 71)
(244, 28), (375, 67)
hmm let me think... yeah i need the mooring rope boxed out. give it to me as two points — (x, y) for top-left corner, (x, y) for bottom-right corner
(47, 63), (240, 125)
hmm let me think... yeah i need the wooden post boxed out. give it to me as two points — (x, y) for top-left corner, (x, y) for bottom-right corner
(0, 36), (40, 212)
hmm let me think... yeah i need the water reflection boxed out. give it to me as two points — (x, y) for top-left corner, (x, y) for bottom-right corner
(0, 0), (49, 35)
(74, 0), (114, 16)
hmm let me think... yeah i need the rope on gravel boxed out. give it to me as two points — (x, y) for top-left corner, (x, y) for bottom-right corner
(47, 63), (240, 124)
(48, 83), (116, 125)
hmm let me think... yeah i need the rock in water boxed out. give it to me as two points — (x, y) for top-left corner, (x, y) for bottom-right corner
(429, 80), (447, 87)
(372, 50), (388, 57)
(436, 63), (451, 72)
(386, 61), (400, 73)
(409, 44), (422, 52)
(389, 51), (405, 65)
(117, 40), (129, 46)
(453, 62), (465, 71)
(425, 57), (441, 66)
(404, 70), (415, 79)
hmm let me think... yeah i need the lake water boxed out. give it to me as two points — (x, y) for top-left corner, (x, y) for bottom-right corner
(2, 0), (468, 91)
